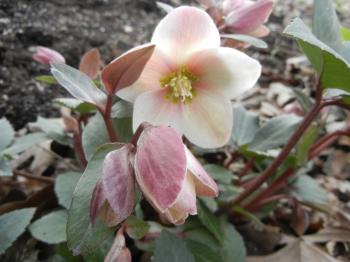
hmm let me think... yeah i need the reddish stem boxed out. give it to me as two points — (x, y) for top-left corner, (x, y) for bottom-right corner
(100, 95), (118, 142)
(238, 158), (255, 178)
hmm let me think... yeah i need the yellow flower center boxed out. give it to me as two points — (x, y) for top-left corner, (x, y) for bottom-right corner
(160, 67), (198, 104)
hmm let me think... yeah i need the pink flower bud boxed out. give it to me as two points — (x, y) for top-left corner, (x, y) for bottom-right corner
(222, 0), (273, 36)
(32, 46), (65, 66)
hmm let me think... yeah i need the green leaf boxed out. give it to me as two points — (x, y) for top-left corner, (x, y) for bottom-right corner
(110, 100), (133, 118)
(249, 115), (301, 152)
(203, 164), (234, 184)
(153, 230), (195, 262)
(290, 174), (328, 206)
(82, 113), (132, 161)
(312, 0), (342, 49)
(230, 105), (259, 148)
(221, 34), (268, 49)
(53, 98), (96, 114)
(51, 63), (106, 106)
(125, 215), (150, 240)
(220, 220), (246, 262)
(67, 143), (121, 255)
(0, 117), (14, 152)
(3, 133), (47, 157)
(0, 157), (12, 176)
(197, 201), (223, 243)
(186, 240), (223, 262)
(29, 210), (67, 244)
(35, 75), (58, 84)
(37, 117), (69, 145)
(341, 27), (350, 41)
(284, 17), (350, 92)
(0, 208), (36, 255)
(292, 89), (313, 113)
(55, 172), (82, 209)
(296, 125), (319, 165)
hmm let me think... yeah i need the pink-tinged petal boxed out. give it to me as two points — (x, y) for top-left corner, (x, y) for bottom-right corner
(225, 0), (273, 34)
(185, 147), (218, 197)
(105, 228), (132, 262)
(102, 43), (155, 94)
(222, 0), (244, 13)
(33, 46), (65, 66)
(90, 181), (121, 227)
(132, 89), (184, 133)
(163, 174), (197, 225)
(188, 47), (261, 99)
(90, 180), (106, 225)
(182, 89), (233, 148)
(117, 48), (173, 103)
(134, 125), (187, 211)
(250, 25), (270, 37)
(151, 6), (220, 65)
(102, 145), (135, 224)
(79, 48), (101, 80)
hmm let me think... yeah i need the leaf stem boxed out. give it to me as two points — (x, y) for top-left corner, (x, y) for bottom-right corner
(101, 95), (118, 142)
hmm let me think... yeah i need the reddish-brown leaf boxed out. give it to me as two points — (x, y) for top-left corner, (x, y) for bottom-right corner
(79, 48), (101, 80)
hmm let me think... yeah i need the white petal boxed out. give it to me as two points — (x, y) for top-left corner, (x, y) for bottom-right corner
(182, 89), (233, 148)
(151, 6), (220, 65)
(188, 47), (261, 99)
(132, 89), (184, 133)
(117, 48), (173, 102)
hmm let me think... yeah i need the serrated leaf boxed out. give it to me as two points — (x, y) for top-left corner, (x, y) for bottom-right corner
(67, 143), (122, 255)
(153, 230), (195, 262)
(197, 201), (223, 243)
(203, 164), (234, 184)
(51, 63), (106, 106)
(221, 34), (268, 49)
(29, 210), (67, 244)
(284, 17), (350, 92)
(0, 208), (36, 255)
(37, 117), (69, 145)
(125, 216), (150, 240)
(35, 75), (58, 84)
(230, 105), (259, 148)
(249, 114), (301, 152)
(290, 174), (328, 206)
(55, 172), (82, 209)
(3, 132), (47, 157)
(0, 117), (14, 152)
(53, 98), (96, 114)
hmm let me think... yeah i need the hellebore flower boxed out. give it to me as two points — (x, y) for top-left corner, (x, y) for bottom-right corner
(117, 6), (261, 148)
(222, 0), (273, 37)
(33, 46), (65, 66)
(90, 124), (218, 226)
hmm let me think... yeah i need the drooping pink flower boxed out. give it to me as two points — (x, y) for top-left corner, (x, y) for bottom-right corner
(117, 6), (261, 148)
(90, 124), (219, 226)
(33, 46), (65, 66)
(222, 0), (273, 37)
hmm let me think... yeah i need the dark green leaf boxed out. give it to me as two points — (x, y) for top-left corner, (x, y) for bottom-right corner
(203, 164), (234, 184)
(290, 174), (328, 206)
(0, 208), (36, 255)
(220, 219), (246, 262)
(0, 118), (14, 152)
(197, 201), (223, 243)
(249, 115), (301, 152)
(153, 230), (195, 262)
(29, 210), (67, 244)
(125, 215), (150, 240)
(296, 125), (319, 165)
(53, 98), (96, 114)
(35, 75), (58, 84)
(231, 105), (259, 148)
(186, 240), (223, 262)
(67, 143), (121, 255)
(55, 172), (82, 209)
(292, 89), (313, 113)
(221, 34), (268, 49)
